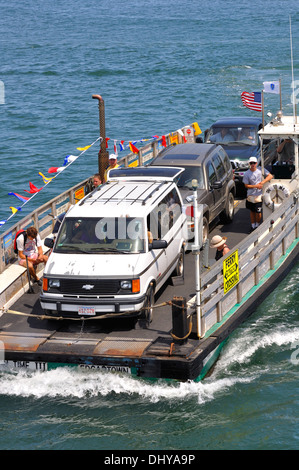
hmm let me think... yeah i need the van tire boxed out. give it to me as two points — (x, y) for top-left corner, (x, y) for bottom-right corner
(173, 247), (184, 278)
(143, 284), (154, 326)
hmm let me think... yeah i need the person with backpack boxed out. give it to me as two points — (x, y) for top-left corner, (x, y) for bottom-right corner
(16, 226), (48, 285)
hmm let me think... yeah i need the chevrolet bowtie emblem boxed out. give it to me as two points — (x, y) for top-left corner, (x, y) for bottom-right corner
(82, 284), (95, 290)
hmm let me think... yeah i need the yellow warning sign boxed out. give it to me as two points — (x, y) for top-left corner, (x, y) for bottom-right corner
(74, 186), (85, 202)
(223, 249), (239, 294)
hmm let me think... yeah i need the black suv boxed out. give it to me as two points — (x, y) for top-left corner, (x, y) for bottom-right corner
(205, 117), (277, 185)
(150, 143), (236, 242)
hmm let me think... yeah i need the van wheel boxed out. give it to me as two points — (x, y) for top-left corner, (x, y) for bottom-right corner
(220, 192), (235, 223)
(174, 248), (184, 278)
(143, 284), (154, 326)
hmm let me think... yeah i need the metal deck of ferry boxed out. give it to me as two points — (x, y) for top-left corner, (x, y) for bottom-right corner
(1, 195), (297, 381)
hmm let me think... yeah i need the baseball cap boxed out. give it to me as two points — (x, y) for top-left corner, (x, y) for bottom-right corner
(249, 156), (258, 163)
(109, 154), (117, 160)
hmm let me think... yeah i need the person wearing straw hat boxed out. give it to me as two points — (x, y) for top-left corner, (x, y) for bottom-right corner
(210, 235), (230, 261)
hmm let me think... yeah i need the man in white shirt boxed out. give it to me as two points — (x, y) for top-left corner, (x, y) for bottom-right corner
(243, 157), (273, 232)
(17, 226), (48, 285)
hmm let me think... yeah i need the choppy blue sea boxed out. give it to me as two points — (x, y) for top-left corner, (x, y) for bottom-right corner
(0, 0), (298, 451)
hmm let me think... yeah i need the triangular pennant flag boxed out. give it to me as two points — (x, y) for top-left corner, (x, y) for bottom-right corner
(129, 142), (139, 154)
(39, 172), (54, 184)
(48, 167), (65, 173)
(106, 137), (110, 149)
(8, 192), (30, 202)
(24, 182), (42, 193)
(63, 155), (78, 166)
(77, 145), (91, 151)
(10, 206), (20, 214)
(119, 141), (125, 151)
(192, 122), (202, 136)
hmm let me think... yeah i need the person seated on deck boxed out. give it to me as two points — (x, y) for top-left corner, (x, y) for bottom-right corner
(17, 226), (48, 285)
(210, 235), (230, 261)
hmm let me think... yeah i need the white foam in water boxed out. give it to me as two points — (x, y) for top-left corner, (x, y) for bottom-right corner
(214, 326), (299, 372)
(0, 366), (253, 404)
(0, 326), (297, 404)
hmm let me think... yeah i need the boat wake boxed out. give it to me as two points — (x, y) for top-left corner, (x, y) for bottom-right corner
(0, 267), (297, 404)
(0, 365), (254, 404)
(0, 323), (297, 404)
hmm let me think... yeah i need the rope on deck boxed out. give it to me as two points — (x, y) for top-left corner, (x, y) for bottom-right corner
(4, 299), (190, 322)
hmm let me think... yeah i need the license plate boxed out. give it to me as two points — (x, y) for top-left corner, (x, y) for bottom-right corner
(78, 307), (96, 316)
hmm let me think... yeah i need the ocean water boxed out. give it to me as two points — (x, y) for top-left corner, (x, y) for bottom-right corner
(0, 0), (299, 451)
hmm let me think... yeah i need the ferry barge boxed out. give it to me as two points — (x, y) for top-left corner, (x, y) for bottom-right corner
(0, 99), (298, 381)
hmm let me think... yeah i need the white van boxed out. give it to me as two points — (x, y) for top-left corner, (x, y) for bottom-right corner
(40, 167), (187, 323)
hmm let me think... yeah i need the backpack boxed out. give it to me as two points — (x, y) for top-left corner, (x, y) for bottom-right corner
(13, 230), (27, 254)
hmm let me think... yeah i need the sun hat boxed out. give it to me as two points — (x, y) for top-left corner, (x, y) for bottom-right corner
(249, 156), (258, 163)
(210, 235), (227, 248)
(109, 154), (117, 160)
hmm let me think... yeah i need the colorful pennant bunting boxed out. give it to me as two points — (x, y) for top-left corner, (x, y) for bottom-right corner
(23, 182), (42, 193)
(8, 192), (30, 203)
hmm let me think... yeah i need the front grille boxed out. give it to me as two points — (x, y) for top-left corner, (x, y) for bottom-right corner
(59, 279), (120, 295)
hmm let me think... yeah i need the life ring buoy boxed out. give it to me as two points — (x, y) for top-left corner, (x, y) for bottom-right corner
(264, 183), (290, 210)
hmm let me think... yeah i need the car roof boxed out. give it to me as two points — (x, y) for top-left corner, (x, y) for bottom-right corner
(209, 117), (263, 127)
(151, 143), (218, 166)
(107, 166), (184, 181)
(67, 177), (178, 219)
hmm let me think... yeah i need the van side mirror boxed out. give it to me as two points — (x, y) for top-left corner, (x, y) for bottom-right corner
(44, 237), (54, 248)
(149, 240), (168, 250)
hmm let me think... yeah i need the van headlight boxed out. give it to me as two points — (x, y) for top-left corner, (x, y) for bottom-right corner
(48, 279), (61, 289)
(120, 280), (132, 290)
(120, 279), (140, 293)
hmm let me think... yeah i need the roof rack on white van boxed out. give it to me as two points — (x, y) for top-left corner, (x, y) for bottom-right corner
(79, 166), (184, 208)
(107, 166), (184, 181)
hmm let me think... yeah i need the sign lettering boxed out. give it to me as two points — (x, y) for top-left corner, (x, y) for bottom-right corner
(223, 249), (239, 293)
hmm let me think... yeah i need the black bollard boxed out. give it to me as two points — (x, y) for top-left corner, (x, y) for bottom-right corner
(171, 296), (189, 345)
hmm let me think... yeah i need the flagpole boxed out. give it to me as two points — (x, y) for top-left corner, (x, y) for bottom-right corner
(262, 91), (264, 129)
(279, 78), (282, 111)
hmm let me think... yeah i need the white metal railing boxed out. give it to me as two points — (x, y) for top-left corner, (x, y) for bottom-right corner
(187, 192), (299, 337)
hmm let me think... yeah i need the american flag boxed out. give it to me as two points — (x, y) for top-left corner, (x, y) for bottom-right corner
(241, 91), (262, 112)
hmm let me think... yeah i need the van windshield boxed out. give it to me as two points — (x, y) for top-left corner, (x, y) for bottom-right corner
(54, 217), (145, 253)
(206, 126), (258, 146)
(174, 166), (205, 190)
